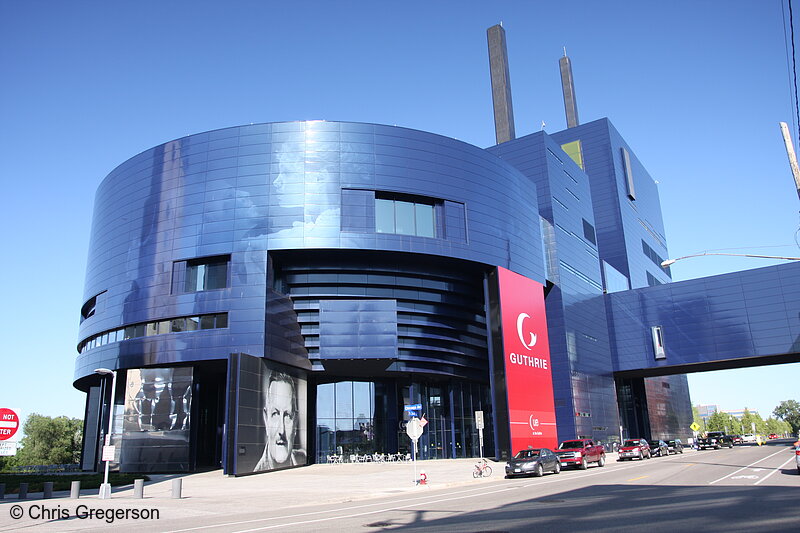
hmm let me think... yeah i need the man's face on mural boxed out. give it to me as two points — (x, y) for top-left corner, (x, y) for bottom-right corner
(265, 379), (295, 465)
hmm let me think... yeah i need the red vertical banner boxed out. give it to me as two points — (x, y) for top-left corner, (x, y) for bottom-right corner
(497, 267), (557, 452)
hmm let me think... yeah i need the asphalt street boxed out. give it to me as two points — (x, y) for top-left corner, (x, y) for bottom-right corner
(1, 441), (798, 532)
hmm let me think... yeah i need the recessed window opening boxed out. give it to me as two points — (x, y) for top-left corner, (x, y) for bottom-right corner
(78, 312), (229, 354)
(184, 255), (230, 292)
(375, 192), (436, 238)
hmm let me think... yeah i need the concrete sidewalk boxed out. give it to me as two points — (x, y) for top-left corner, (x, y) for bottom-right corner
(5, 453), (627, 509)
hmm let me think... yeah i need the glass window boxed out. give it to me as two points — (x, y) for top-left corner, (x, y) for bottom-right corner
(185, 317), (200, 331)
(394, 200), (415, 235)
(375, 199), (395, 233)
(215, 313), (228, 328)
(582, 219), (596, 245)
(145, 323), (158, 336)
(375, 194), (437, 238)
(353, 382), (373, 420)
(157, 320), (171, 334)
(200, 315), (216, 329)
(184, 255), (230, 292)
(171, 318), (186, 332)
(561, 140), (584, 169)
(124, 326), (135, 340)
(335, 382), (353, 419)
(317, 383), (335, 419)
(133, 324), (145, 338)
(415, 204), (435, 238)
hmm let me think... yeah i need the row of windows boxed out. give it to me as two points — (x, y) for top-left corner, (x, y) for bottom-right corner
(78, 313), (228, 353)
(646, 272), (663, 287)
(375, 194), (436, 238)
(82, 256), (232, 324)
(641, 240), (666, 269)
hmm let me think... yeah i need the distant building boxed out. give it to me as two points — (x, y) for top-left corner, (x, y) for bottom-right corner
(696, 405), (719, 421)
(722, 409), (760, 419)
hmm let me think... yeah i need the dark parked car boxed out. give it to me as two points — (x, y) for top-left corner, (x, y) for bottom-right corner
(666, 439), (684, 454)
(648, 439), (669, 457)
(618, 439), (651, 460)
(505, 448), (561, 478)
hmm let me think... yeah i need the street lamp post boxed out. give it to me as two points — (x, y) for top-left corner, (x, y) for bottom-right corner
(95, 368), (117, 499)
(661, 252), (800, 268)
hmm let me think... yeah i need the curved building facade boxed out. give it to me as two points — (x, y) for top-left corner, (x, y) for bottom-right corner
(75, 121), (550, 473)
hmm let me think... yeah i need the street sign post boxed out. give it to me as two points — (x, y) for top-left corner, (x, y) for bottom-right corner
(0, 408), (21, 457)
(406, 417), (424, 484)
(475, 410), (485, 458)
(0, 408), (20, 442)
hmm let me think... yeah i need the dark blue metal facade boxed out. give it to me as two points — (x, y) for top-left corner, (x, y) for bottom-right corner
(75, 121), (544, 388)
(75, 118), (798, 471)
(608, 262), (800, 375)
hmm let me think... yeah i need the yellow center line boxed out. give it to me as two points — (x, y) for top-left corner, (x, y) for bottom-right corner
(627, 475), (649, 482)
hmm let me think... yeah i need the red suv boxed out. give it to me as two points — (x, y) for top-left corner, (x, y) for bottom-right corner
(618, 438), (651, 461)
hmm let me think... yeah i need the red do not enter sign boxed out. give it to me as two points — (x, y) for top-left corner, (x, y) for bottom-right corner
(0, 408), (20, 441)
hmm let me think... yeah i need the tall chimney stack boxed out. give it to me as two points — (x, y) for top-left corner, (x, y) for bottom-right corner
(487, 24), (516, 144)
(559, 49), (579, 128)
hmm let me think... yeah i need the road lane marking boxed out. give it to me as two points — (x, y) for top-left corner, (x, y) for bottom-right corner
(627, 475), (648, 481)
(754, 456), (796, 485)
(166, 453), (691, 533)
(708, 448), (787, 485)
(163, 484), (506, 533)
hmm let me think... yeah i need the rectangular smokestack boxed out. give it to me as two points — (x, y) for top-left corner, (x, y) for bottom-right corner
(559, 52), (579, 128)
(487, 24), (516, 144)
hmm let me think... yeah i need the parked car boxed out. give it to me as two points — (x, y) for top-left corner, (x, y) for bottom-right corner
(731, 435), (743, 445)
(741, 433), (757, 443)
(768, 433), (778, 440)
(505, 448), (561, 478)
(666, 439), (684, 454)
(648, 440), (670, 457)
(697, 431), (734, 449)
(618, 439), (651, 460)
(555, 439), (606, 469)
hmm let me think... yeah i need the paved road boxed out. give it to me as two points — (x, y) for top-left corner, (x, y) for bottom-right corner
(2, 441), (798, 532)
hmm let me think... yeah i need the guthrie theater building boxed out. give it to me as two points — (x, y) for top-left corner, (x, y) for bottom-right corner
(74, 33), (695, 474)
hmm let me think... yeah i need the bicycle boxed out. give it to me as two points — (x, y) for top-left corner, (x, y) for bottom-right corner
(472, 459), (492, 478)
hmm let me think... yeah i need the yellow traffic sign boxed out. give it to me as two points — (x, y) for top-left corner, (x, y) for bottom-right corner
(690, 422), (700, 432)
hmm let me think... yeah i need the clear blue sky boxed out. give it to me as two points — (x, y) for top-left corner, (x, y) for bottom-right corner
(1, 1), (798, 422)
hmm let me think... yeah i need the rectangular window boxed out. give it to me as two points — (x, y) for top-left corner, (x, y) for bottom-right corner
(560, 140), (584, 170)
(374, 193), (437, 238)
(394, 200), (415, 235)
(184, 255), (230, 293)
(375, 198), (395, 233)
(414, 203), (435, 238)
(582, 219), (596, 245)
(622, 147), (636, 200)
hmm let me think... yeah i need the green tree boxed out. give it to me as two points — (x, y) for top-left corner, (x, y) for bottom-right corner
(773, 400), (800, 434)
(706, 411), (728, 432)
(13, 414), (83, 466)
(740, 408), (757, 434)
(726, 413), (743, 435)
(692, 405), (703, 428)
